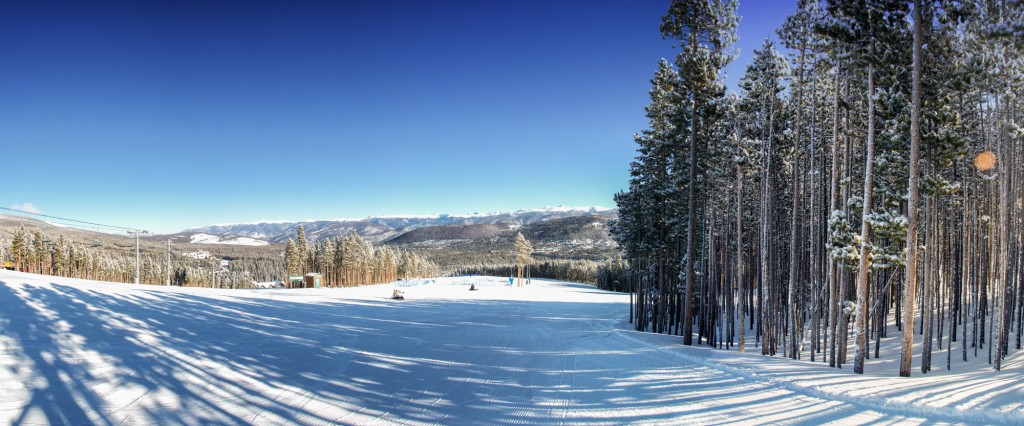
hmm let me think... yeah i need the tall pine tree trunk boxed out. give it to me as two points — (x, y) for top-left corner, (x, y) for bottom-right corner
(900, 0), (924, 377)
(923, 177), (936, 373)
(684, 82), (698, 345)
(760, 86), (776, 356)
(995, 93), (1010, 370)
(828, 65), (842, 368)
(738, 166), (746, 352)
(854, 57), (876, 375)
(788, 44), (807, 360)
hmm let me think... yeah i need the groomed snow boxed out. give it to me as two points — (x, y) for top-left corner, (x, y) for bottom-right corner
(0, 270), (1021, 425)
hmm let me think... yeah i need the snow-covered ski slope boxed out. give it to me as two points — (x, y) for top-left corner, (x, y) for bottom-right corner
(1, 270), (1022, 425)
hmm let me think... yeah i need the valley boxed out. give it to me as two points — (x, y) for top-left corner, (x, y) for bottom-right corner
(0, 207), (621, 288)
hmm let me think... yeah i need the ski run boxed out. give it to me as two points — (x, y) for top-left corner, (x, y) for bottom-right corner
(1, 269), (1022, 425)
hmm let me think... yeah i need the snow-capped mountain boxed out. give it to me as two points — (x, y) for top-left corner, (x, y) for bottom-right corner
(153, 232), (272, 246)
(185, 206), (617, 244)
(185, 233), (269, 246)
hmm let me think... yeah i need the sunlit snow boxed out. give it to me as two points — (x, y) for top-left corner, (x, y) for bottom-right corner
(0, 270), (1021, 425)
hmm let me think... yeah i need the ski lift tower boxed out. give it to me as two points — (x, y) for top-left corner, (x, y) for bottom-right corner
(127, 229), (148, 284)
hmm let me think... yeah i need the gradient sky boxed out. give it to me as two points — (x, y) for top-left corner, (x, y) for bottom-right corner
(2, 0), (793, 234)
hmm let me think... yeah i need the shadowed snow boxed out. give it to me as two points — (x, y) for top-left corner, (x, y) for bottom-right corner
(0, 271), (1021, 425)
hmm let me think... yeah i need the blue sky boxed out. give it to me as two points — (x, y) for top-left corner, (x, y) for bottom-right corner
(2, 1), (792, 234)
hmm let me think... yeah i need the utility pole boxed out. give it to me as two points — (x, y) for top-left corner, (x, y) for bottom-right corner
(128, 229), (148, 284)
(166, 240), (171, 286)
(211, 269), (226, 288)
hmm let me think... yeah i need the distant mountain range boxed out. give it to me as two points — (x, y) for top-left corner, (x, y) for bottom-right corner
(160, 233), (270, 246)
(378, 213), (620, 264)
(0, 207), (621, 273)
(180, 206), (617, 245)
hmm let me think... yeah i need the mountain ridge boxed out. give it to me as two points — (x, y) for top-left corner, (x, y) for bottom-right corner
(184, 206), (617, 244)
(195, 206), (614, 229)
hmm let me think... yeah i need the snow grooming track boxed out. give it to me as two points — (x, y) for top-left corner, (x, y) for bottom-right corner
(613, 329), (1022, 425)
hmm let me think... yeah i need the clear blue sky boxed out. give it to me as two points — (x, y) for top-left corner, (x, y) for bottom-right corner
(2, 0), (792, 234)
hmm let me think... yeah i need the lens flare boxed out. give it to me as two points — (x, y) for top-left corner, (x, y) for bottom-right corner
(974, 151), (996, 171)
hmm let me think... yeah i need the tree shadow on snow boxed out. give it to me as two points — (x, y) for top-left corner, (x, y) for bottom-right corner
(1, 278), (991, 425)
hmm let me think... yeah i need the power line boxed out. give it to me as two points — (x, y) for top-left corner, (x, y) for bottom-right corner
(0, 205), (142, 232)
(1, 205), (153, 284)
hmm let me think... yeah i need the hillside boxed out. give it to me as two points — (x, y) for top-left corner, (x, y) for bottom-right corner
(386, 215), (613, 246)
(0, 213), (283, 286)
(384, 223), (514, 244)
(0, 214), (134, 250)
(0, 214), (272, 250)
(0, 209), (620, 284)
(385, 215), (619, 277)
(519, 215), (614, 249)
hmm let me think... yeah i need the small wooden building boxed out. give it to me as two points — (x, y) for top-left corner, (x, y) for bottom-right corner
(304, 273), (323, 289)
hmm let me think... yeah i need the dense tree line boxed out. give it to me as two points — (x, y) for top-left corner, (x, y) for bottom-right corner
(0, 223), (441, 289)
(284, 224), (437, 287)
(0, 218), (621, 291)
(467, 258), (627, 288)
(0, 225), (274, 288)
(613, 0), (1024, 375)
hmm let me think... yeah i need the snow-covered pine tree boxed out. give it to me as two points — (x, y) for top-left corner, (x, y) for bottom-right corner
(50, 234), (67, 276)
(285, 239), (299, 278)
(337, 236), (350, 286)
(723, 93), (757, 352)
(737, 39), (788, 355)
(819, 0), (910, 374)
(660, 0), (738, 345)
(32, 230), (45, 274)
(778, 0), (832, 361)
(10, 226), (27, 271)
(514, 232), (533, 287)
(295, 224), (309, 274)
(612, 59), (683, 333)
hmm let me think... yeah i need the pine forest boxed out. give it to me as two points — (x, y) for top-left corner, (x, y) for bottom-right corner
(611, 0), (1024, 375)
(0, 223), (437, 289)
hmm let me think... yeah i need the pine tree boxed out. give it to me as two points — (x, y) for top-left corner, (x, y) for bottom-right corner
(51, 234), (67, 276)
(11, 226), (27, 271)
(613, 59), (684, 333)
(899, 0), (926, 378)
(285, 239), (299, 278)
(32, 230), (45, 274)
(725, 94), (757, 352)
(514, 232), (533, 287)
(738, 39), (789, 356)
(602, 0), (1024, 376)
(295, 224), (309, 273)
(819, 0), (911, 374)
(660, 0), (739, 346)
(333, 236), (346, 285)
